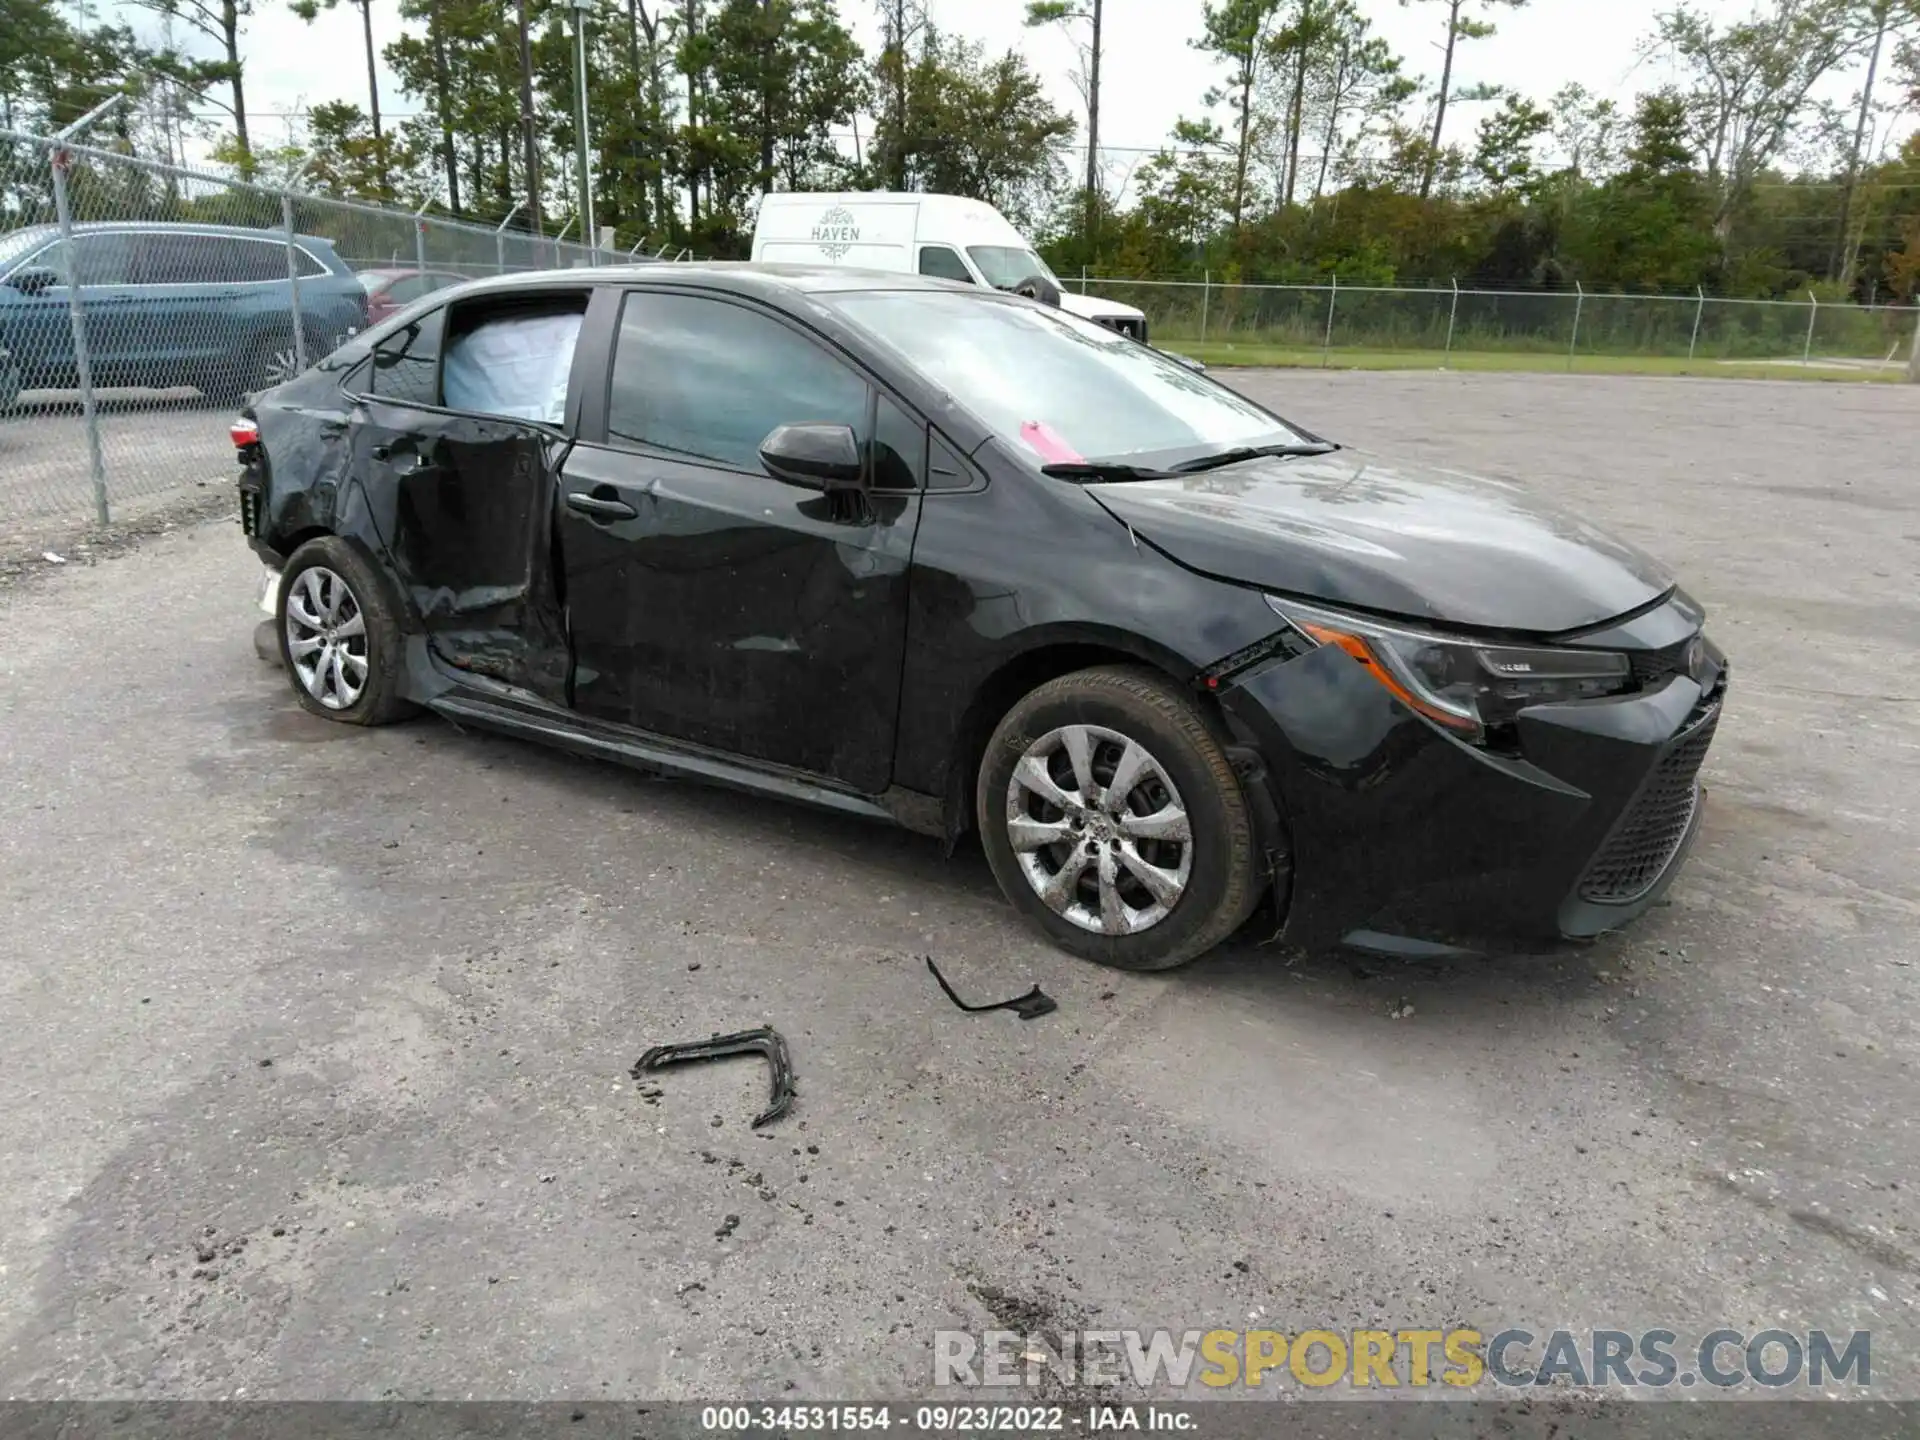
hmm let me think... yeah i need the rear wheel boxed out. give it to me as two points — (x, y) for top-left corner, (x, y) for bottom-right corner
(277, 537), (417, 726)
(207, 329), (303, 403)
(976, 666), (1261, 970)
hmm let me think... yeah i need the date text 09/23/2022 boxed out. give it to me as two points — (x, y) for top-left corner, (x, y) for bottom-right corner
(699, 1405), (1191, 1432)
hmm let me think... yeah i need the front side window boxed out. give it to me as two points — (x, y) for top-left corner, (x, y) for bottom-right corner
(33, 234), (136, 286)
(608, 291), (869, 471)
(828, 290), (1301, 468)
(441, 303), (584, 425)
(917, 246), (974, 284)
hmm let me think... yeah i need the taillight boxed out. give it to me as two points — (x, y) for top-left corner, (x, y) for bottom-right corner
(231, 418), (260, 450)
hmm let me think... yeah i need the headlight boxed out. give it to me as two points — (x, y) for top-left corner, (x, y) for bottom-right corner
(1265, 595), (1632, 741)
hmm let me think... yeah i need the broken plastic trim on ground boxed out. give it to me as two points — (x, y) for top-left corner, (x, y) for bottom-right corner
(925, 956), (1058, 1020)
(632, 1027), (796, 1128)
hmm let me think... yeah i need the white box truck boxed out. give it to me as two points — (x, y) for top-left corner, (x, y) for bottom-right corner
(749, 191), (1152, 343)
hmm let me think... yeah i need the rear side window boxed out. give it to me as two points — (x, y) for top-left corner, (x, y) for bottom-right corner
(360, 306), (446, 406)
(607, 291), (869, 471)
(441, 300), (586, 425)
(917, 246), (973, 283)
(223, 238), (288, 283)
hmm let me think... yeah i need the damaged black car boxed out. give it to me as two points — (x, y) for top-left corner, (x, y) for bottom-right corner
(235, 265), (1726, 970)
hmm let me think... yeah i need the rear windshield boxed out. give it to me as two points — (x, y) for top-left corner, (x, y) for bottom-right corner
(827, 290), (1301, 466)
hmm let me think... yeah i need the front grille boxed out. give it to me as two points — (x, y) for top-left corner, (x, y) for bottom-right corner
(1578, 703), (1720, 903)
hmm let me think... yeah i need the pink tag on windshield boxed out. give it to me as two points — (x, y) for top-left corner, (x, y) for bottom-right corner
(1020, 421), (1084, 465)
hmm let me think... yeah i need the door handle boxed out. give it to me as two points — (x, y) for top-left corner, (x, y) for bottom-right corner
(565, 492), (637, 521)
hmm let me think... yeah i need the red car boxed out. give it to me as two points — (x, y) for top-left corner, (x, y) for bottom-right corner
(356, 267), (470, 324)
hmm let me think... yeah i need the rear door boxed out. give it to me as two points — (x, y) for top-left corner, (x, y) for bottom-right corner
(344, 292), (589, 703)
(129, 231), (233, 377)
(555, 286), (923, 793)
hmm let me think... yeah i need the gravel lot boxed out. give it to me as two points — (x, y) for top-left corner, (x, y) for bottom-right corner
(0, 372), (1915, 1417)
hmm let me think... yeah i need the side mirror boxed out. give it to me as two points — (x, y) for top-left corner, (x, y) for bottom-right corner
(759, 422), (864, 491)
(6, 267), (60, 296)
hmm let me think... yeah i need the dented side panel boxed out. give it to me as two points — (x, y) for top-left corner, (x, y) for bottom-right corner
(353, 397), (570, 702)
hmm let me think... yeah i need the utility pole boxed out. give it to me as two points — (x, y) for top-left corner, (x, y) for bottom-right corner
(567, 0), (596, 258)
(517, 0), (543, 235)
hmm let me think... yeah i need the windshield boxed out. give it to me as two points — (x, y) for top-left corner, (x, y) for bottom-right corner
(357, 273), (392, 293)
(966, 246), (1059, 289)
(829, 290), (1304, 468)
(0, 227), (55, 271)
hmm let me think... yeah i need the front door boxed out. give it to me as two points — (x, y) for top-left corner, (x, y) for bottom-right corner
(556, 289), (922, 795)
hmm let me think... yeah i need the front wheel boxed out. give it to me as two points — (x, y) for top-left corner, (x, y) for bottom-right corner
(976, 666), (1261, 970)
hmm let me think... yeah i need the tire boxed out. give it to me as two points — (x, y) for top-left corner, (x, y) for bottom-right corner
(277, 537), (418, 726)
(976, 665), (1261, 971)
(207, 328), (300, 404)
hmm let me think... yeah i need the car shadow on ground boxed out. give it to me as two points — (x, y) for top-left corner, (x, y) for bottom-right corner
(232, 677), (1623, 1047)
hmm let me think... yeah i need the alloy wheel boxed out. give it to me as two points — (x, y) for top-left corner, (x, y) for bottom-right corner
(260, 342), (299, 389)
(1004, 723), (1194, 935)
(284, 566), (369, 710)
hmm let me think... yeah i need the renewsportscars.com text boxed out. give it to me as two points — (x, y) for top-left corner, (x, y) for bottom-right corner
(934, 1326), (1871, 1390)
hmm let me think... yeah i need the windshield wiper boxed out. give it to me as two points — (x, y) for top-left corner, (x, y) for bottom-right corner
(1039, 460), (1174, 482)
(1169, 441), (1340, 474)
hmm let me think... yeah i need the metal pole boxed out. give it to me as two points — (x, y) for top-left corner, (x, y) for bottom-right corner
(55, 93), (129, 143)
(1802, 289), (1818, 366)
(1688, 285), (1705, 361)
(495, 199), (525, 275)
(282, 192), (306, 374)
(569, 0), (595, 264)
(1079, 264), (1087, 296)
(1322, 273), (1337, 368)
(1568, 282), (1585, 372)
(50, 148), (109, 527)
(1907, 302), (1920, 384)
(1200, 269), (1210, 345)
(1444, 277), (1459, 363)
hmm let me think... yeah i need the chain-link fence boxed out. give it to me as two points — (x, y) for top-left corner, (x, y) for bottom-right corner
(0, 126), (643, 554)
(1081, 276), (1920, 375)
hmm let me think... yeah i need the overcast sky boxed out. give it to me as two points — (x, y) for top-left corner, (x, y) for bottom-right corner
(122, 0), (1898, 195)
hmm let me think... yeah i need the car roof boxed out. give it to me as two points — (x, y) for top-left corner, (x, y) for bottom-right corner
(3, 220), (340, 247)
(444, 261), (981, 301)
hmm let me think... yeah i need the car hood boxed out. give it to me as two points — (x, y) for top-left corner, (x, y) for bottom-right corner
(1060, 292), (1145, 322)
(1086, 451), (1674, 634)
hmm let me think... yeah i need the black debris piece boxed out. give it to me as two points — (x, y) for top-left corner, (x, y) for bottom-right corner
(925, 956), (1058, 1021)
(633, 1026), (795, 1128)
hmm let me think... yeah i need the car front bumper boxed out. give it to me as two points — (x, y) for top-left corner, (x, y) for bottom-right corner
(1216, 640), (1727, 954)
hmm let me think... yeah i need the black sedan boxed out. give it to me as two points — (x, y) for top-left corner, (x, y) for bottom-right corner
(233, 264), (1726, 970)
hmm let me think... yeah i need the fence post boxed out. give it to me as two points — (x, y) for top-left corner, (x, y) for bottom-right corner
(414, 218), (428, 275)
(1688, 285), (1705, 361)
(282, 192), (307, 375)
(49, 146), (110, 527)
(1200, 270), (1211, 344)
(1568, 282), (1585, 372)
(1321, 273), (1338, 368)
(1802, 289), (1818, 366)
(1907, 302), (1920, 384)
(1444, 277), (1459, 363)
(1079, 264), (1087, 295)
(494, 200), (525, 276)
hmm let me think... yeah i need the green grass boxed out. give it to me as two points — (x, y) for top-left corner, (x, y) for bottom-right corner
(1167, 340), (1909, 382)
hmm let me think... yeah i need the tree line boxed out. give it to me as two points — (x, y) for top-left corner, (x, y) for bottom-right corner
(2, 0), (1918, 303)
